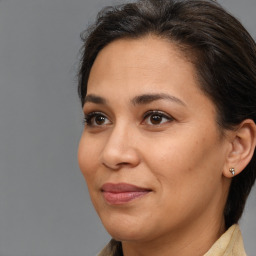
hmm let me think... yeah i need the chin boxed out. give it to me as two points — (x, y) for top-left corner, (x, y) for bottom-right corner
(101, 215), (150, 242)
(107, 228), (147, 242)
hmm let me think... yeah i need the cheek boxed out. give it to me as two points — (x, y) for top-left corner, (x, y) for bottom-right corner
(145, 129), (224, 194)
(78, 134), (104, 211)
(77, 134), (98, 181)
(143, 134), (198, 175)
(141, 134), (225, 229)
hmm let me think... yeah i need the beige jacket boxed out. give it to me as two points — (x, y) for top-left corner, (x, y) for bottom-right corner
(98, 225), (247, 256)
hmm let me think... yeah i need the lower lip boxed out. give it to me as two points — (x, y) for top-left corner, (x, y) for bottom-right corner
(102, 191), (150, 205)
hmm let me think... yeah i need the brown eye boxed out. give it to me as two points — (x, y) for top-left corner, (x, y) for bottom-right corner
(84, 112), (111, 127)
(143, 111), (174, 126)
(95, 115), (106, 125)
(150, 114), (163, 125)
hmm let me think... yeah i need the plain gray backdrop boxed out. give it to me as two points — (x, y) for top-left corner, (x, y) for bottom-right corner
(0, 0), (255, 255)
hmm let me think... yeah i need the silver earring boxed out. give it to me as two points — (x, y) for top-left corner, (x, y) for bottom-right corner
(229, 167), (235, 176)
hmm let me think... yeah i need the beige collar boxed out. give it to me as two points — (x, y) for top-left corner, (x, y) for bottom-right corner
(204, 224), (247, 256)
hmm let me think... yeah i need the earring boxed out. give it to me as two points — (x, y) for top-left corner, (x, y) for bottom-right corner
(229, 167), (235, 176)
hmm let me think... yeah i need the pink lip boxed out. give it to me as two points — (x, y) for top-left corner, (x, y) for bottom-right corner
(101, 183), (151, 205)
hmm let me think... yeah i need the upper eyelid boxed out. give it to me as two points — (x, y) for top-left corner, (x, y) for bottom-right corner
(84, 109), (171, 116)
(83, 111), (109, 120)
(83, 111), (108, 122)
(83, 103), (113, 116)
(143, 110), (173, 119)
(84, 111), (106, 116)
(83, 109), (174, 123)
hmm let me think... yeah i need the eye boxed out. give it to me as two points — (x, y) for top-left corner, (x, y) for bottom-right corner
(143, 111), (174, 125)
(84, 112), (111, 127)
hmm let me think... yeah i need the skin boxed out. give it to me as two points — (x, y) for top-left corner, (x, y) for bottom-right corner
(78, 36), (235, 256)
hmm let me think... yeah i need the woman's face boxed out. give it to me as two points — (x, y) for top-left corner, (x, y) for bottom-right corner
(78, 36), (231, 243)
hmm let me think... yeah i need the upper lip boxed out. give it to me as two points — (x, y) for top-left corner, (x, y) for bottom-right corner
(101, 183), (151, 193)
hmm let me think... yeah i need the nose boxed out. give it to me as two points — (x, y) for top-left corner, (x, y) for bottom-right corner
(100, 124), (140, 170)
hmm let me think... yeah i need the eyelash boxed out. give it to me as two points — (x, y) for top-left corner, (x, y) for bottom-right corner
(83, 112), (110, 127)
(83, 110), (174, 127)
(143, 110), (174, 125)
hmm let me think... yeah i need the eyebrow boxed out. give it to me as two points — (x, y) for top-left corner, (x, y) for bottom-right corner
(84, 94), (107, 105)
(131, 93), (186, 106)
(83, 93), (186, 107)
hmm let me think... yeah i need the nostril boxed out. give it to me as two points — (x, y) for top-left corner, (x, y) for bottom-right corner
(102, 161), (133, 170)
(102, 162), (121, 170)
(101, 148), (140, 170)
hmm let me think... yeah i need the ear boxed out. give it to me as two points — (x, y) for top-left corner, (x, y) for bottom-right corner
(223, 119), (256, 178)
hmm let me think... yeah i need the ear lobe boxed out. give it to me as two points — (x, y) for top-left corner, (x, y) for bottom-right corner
(223, 119), (256, 178)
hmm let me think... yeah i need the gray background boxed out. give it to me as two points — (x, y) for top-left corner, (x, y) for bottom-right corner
(0, 0), (255, 255)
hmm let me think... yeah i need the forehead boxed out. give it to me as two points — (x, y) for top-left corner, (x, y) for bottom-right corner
(87, 36), (204, 101)
(91, 36), (185, 78)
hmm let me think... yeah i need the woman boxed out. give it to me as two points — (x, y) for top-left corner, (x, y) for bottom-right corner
(77, 0), (256, 255)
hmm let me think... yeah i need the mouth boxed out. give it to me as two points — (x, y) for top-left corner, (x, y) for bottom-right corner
(101, 183), (152, 205)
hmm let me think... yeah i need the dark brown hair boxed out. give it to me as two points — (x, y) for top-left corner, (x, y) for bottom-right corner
(78, 0), (256, 229)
